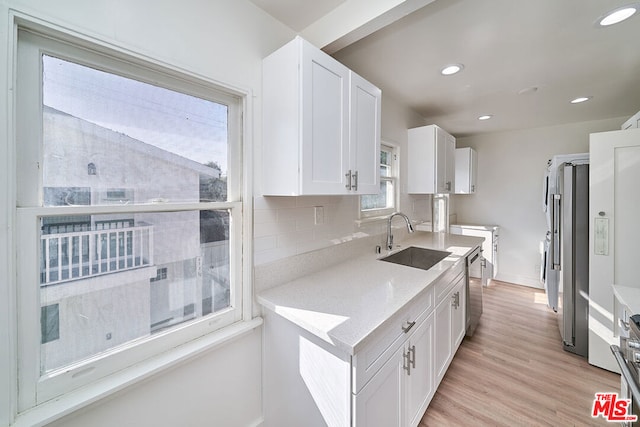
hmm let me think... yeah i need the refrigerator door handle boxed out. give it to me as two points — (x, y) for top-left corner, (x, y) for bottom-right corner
(552, 194), (561, 270)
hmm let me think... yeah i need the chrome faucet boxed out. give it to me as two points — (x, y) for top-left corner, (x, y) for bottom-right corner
(386, 212), (414, 250)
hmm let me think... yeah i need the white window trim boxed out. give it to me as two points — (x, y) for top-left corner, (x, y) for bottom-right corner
(3, 13), (259, 427)
(358, 142), (399, 221)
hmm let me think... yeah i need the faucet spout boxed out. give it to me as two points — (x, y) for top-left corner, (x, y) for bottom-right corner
(386, 212), (414, 250)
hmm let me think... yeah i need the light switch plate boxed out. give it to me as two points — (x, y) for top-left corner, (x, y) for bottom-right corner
(314, 206), (324, 225)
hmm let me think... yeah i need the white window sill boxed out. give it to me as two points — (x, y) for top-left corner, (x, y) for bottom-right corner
(11, 317), (263, 427)
(355, 213), (394, 226)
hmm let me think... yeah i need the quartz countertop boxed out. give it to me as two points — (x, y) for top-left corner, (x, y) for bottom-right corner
(613, 285), (640, 315)
(257, 231), (483, 355)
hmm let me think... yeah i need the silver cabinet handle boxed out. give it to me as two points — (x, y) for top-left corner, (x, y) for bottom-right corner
(402, 320), (416, 334)
(451, 291), (460, 308)
(403, 349), (411, 375)
(352, 170), (358, 191)
(409, 345), (416, 369)
(345, 170), (352, 190)
(620, 318), (630, 331)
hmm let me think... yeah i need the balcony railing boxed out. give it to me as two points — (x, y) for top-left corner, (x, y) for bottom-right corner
(41, 223), (154, 285)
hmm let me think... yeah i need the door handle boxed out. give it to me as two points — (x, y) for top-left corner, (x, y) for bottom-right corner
(551, 194), (561, 270)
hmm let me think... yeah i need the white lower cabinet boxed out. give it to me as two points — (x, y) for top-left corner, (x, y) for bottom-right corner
(353, 344), (404, 427)
(435, 273), (466, 386)
(353, 312), (435, 427)
(405, 312), (436, 426)
(262, 260), (467, 427)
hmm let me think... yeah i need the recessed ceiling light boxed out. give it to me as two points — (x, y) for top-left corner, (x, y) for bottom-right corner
(597, 4), (638, 26)
(571, 96), (592, 104)
(441, 64), (464, 76)
(478, 115), (493, 121)
(517, 86), (539, 95)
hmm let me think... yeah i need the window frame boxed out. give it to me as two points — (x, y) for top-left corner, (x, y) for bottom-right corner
(8, 19), (257, 420)
(359, 142), (399, 219)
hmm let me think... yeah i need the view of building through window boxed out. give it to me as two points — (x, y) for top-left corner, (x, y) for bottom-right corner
(39, 55), (232, 373)
(361, 144), (396, 216)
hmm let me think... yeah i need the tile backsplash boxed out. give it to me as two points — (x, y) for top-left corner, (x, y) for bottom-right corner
(253, 194), (432, 266)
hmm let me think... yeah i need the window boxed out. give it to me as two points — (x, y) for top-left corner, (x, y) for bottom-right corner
(15, 28), (246, 408)
(360, 143), (398, 218)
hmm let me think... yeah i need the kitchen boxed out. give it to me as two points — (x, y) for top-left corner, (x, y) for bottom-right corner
(0, 0), (639, 426)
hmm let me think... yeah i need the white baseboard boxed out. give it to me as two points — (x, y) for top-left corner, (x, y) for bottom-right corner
(494, 273), (544, 289)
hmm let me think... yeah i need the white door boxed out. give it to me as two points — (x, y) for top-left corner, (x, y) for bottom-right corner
(589, 128), (640, 372)
(434, 293), (452, 385)
(434, 127), (448, 193)
(353, 345), (404, 427)
(444, 131), (456, 193)
(300, 41), (350, 194)
(350, 72), (381, 194)
(451, 277), (466, 349)
(406, 314), (435, 427)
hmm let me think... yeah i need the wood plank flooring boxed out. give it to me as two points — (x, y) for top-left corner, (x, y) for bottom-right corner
(420, 281), (620, 427)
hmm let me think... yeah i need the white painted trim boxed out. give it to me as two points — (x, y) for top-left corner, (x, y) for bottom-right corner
(10, 318), (263, 427)
(1, 5), (19, 426)
(5, 9), (258, 422)
(494, 273), (543, 289)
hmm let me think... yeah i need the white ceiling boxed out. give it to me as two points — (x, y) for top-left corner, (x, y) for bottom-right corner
(251, 0), (640, 137)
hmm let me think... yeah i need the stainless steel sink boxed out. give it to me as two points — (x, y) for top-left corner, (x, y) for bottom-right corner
(380, 246), (451, 271)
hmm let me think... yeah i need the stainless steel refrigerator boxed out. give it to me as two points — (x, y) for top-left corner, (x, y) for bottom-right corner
(544, 155), (589, 357)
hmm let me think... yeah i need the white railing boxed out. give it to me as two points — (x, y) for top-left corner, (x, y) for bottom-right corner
(41, 224), (154, 285)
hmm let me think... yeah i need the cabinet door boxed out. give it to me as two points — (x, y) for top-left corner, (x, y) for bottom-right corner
(454, 147), (477, 194)
(406, 313), (435, 427)
(434, 292), (452, 385)
(451, 276), (466, 350)
(434, 127), (448, 193)
(443, 130), (456, 193)
(353, 346), (404, 427)
(350, 72), (381, 194)
(300, 41), (350, 194)
(469, 147), (477, 193)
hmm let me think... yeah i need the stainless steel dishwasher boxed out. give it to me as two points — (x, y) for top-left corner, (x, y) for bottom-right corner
(466, 246), (484, 336)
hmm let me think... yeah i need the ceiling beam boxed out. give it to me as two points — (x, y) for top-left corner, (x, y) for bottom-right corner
(300, 0), (436, 53)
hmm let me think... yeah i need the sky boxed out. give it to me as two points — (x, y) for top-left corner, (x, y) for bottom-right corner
(42, 55), (229, 173)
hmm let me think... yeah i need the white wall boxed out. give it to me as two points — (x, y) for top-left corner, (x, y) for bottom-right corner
(452, 117), (625, 288)
(0, 1), (294, 426)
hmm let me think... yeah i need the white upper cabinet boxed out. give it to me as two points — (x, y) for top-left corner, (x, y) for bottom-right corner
(349, 72), (381, 194)
(262, 36), (381, 196)
(454, 147), (477, 194)
(407, 125), (456, 194)
(621, 110), (640, 130)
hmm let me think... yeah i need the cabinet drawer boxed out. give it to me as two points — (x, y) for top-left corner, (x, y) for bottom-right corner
(352, 286), (434, 393)
(434, 259), (465, 306)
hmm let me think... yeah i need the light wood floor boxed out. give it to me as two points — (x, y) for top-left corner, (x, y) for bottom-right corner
(420, 281), (620, 427)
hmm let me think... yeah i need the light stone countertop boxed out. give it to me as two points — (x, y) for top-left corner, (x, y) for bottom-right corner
(257, 231), (484, 356)
(613, 285), (640, 315)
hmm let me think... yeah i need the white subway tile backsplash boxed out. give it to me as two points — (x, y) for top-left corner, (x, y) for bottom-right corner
(254, 235), (277, 252)
(253, 194), (418, 266)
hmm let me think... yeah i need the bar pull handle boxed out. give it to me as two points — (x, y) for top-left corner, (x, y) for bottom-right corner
(402, 320), (416, 334)
(403, 349), (411, 375)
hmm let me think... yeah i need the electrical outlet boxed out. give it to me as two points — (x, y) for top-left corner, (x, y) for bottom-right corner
(314, 206), (324, 225)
